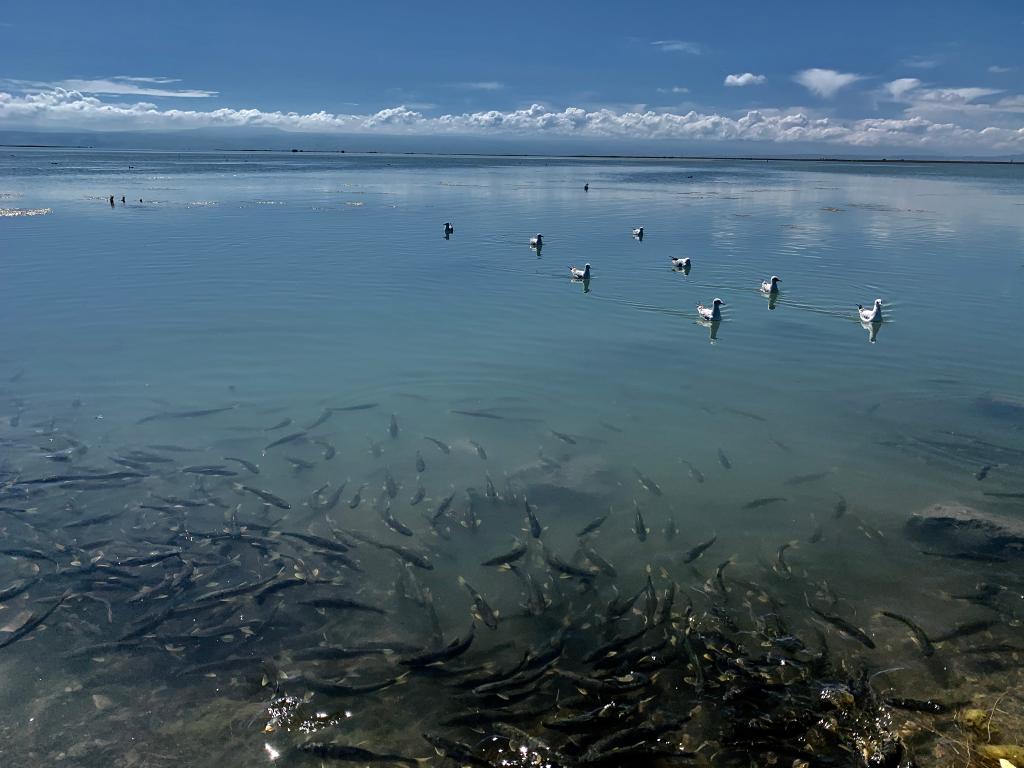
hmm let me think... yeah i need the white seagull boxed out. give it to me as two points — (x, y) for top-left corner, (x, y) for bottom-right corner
(530, 233), (543, 248)
(858, 298), (883, 323)
(761, 276), (781, 294)
(697, 298), (725, 321)
(671, 257), (691, 269)
(569, 263), (591, 280)
(443, 222), (454, 235)
(632, 226), (644, 238)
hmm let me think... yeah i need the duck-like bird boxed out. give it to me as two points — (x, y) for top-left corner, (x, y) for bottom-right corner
(858, 298), (883, 323)
(671, 257), (691, 269)
(530, 233), (543, 248)
(697, 298), (725, 321)
(569, 263), (591, 280)
(443, 222), (454, 236)
(761, 275), (781, 294)
(632, 226), (644, 239)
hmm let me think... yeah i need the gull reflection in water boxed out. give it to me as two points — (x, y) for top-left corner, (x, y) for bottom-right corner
(697, 318), (722, 344)
(768, 292), (779, 311)
(862, 319), (882, 343)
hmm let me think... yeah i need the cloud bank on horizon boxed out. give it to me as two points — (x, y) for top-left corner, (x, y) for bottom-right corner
(2, 84), (1022, 153)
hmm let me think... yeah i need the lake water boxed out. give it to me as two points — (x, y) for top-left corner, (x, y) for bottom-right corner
(1, 149), (1023, 766)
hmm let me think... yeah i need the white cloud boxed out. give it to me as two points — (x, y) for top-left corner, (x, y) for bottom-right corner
(651, 40), (702, 54)
(724, 72), (766, 87)
(3, 75), (216, 98)
(912, 87), (1002, 106)
(995, 94), (1024, 110)
(656, 86), (690, 94)
(884, 78), (921, 99)
(988, 65), (1014, 74)
(113, 76), (183, 84)
(794, 68), (863, 98)
(0, 88), (1021, 153)
(450, 81), (504, 91)
(901, 56), (940, 70)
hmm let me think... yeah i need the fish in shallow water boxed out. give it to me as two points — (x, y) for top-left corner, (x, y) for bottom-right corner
(294, 675), (407, 698)
(931, 619), (998, 643)
(976, 464), (993, 481)
(0, 592), (70, 649)
(806, 601), (875, 649)
(383, 467), (398, 499)
(416, 451), (426, 473)
(524, 499), (542, 538)
(879, 610), (935, 657)
(633, 467), (662, 496)
(304, 408), (333, 430)
(389, 413), (399, 439)
(409, 484), (426, 506)
(262, 431), (307, 452)
(550, 429), (576, 445)
(664, 514), (678, 541)
(743, 497), (787, 509)
(684, 535), (717, 563)
(681, 460), (704, 484)
(633, 502), (648, 542)
(400, 624), (475, 666)
(312, 438), (336, 460)
(222, 456), (259, 474)
(62, 511), (123, 529)
(581, 544), (617, 577)
(543, 547), (596, 580)
(137, 405), (235, 424)
(451, 409), (503, 420)
(285, 456), (314, 472)
(423, 436), (451, 454)
(458, 576), (499, 629)
(773, 540), (797, 578)
(577, 512), (609, 537)
(481, 540), (528, 567)
(348, 483), (366, 509)
(722, 406), (767, 422)
(300, 597), (387, 615)
(484, 473), (499, 503)
(380, 502), (414, 537)
(234, 484), (290, 509)
(469, 440), (488, 460)
(883, 697), (948, 714)
(330, 402), (379, 412)
(784, 470), (831, 486)
(313, 483), (346, 514)
(182, 464), (238, 476)
(717, 448), (732, 470)
(345, 530), (433, 570)
(264, 417), (292, 431)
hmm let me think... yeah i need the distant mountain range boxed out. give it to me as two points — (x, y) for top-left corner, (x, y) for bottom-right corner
(1, 128), (1022, 163)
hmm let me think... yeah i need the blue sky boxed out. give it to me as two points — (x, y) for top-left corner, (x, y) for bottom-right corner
(1, 1), (1022, 154)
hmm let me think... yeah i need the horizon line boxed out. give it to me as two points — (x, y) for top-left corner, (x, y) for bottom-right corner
(2, 143), (1021, 165)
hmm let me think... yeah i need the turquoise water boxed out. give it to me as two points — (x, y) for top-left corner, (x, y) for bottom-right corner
(1, 149), (1023, 765)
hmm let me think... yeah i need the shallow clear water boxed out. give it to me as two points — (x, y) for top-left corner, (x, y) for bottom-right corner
(1, 149), (1023, 765)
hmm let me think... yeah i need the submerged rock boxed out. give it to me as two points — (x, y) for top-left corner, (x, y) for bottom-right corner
(906, 502), (1024, 557)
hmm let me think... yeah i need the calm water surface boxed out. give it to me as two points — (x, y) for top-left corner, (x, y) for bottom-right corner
(1, 149), (1023, 766)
